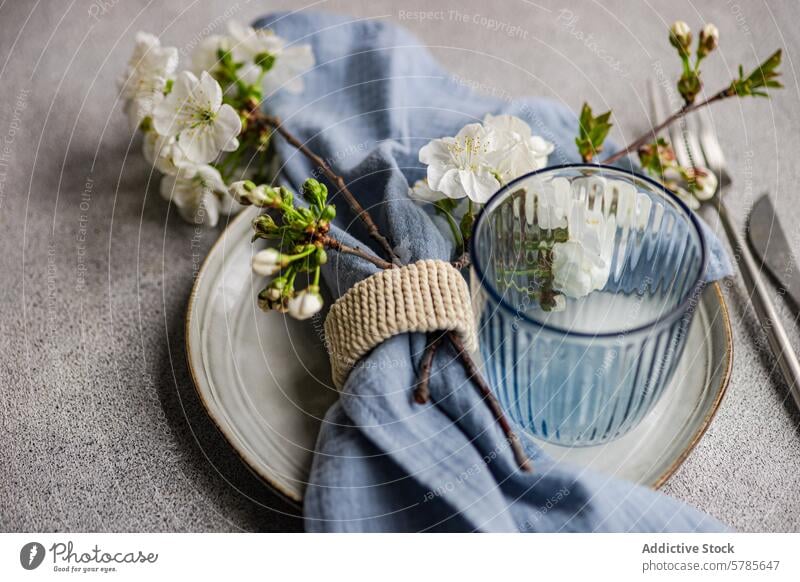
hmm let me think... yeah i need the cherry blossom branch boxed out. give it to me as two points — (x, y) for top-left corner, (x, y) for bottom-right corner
(259, 113), (399, 265)
(414, 333), (443, 404)
(322, 236), (395, 271)
(448, 331), (533, 472)
(603, 88), (729, 165)
(248, 105), (531, 473)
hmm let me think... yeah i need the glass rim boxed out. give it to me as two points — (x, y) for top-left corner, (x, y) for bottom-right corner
(469, 163), (709, 339)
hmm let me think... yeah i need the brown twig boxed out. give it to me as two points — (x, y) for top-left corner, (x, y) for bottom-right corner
(448, 331), (533, 473)
(250, 105), (529, 473)
(323, 236), (394, 271)
(260, 113), (399, 265)
(603, 88), (729, 165)
(414, 333), (443, 404)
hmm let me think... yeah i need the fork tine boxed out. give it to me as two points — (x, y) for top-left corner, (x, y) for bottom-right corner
(648, 78), (668, 130)
(679, 112), (707, 170)
(684, 113), (706, 167)
(697, 113), (733, 188)
(656, 81), (694, 168)
(669, 122), (692, 168)
(698, 114), (724, 171)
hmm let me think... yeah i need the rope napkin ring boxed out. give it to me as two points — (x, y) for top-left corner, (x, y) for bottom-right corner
(324, 259), (478, 389)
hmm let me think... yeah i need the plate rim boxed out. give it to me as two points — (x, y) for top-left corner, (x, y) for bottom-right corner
(185, 207), (304, 506)
(650, 281), (733, 489)
(185, 207), (734, 504)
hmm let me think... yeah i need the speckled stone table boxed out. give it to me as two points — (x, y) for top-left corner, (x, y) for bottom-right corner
(1, 0), (799, 532)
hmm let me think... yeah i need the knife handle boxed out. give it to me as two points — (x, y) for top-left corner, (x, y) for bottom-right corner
(717, 199), (800, 409)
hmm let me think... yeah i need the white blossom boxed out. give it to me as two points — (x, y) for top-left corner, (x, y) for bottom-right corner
(153, 71), (241, 164)
(119, 32), (178, 131)
(551, 215), (616, 298)
(159, 163), (230, 226)
(548, 181), (619, 298)
(419, 123), (502, 203)
(670, 20), (692, 51)
(229, 180), (254, 204)
(553, 241), (596, 298)
(142, 131), (189, 175)
(409, 179), (446, 202)
(227, 21), (283, 64)
(251, 248), (283, 276)
(287, 289), (323, 320)
(264, 286), (282, 301)
(227, 21), (315, 94)
(672, 20), (691, 37)
(418, 115), (554, 204)
(229, 180), (278, 206)
(483, 114), (554, 182)
(190, 35), (230, 76)
(263, 44), (315, 94)
(699, 23), (719, 55)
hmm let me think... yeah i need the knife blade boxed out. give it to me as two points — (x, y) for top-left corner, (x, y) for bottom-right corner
(747, 193), (800, 312)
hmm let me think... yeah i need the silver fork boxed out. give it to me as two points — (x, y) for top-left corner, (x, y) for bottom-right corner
(651, 80), (800, 410)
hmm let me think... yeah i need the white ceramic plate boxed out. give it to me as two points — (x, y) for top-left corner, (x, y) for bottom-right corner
(187, 207), (732, 502)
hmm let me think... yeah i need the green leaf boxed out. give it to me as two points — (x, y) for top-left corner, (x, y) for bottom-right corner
(434, 198), (458, 214)
(595, 111), (612, 126)
(433, 199), (463, 252)
(575, 102), (613, 162)
(730, 49), (783, 98)
(578, 103), (592, 137)
(459, 210), (475, 241)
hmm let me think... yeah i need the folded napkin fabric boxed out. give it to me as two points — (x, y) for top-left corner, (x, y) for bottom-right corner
(255, 11), (731, 532)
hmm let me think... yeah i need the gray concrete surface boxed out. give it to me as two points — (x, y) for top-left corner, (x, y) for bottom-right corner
(1, 0), (799, 532)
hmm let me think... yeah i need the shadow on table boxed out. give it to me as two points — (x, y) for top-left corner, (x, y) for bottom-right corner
(149, 222), (304, 533)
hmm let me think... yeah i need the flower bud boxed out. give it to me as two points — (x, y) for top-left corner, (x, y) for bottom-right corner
(252, 185), (284, 207)
(287, 288), (324, 320)
(677, 72), (702, 105)
(698, 23), (719, 58)
(298, 207), (315, 223)
(688, 166), (718, 201)
(252, 248), (284, 276)
(228, 180), (257, 204)
(230, 180), (280, 207)
(669, 21), (692, 55)
(252, 214), (278, 238)
(265, 276), (287, 301)
(257, 288), (288, 313)
(320, 205), (336, 223)
(257, 288), (273, 311)
(316, 248), (328, 265)
(302, 178), (328, 207)
(638, 139), (676, 170)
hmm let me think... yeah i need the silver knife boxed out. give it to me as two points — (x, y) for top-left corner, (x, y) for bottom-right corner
(747, 194), (800, 312)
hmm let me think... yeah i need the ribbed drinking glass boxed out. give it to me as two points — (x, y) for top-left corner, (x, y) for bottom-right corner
(470, 164), (707, 446)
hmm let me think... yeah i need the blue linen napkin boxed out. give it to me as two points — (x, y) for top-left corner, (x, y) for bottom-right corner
(255, 11), (732, 532)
